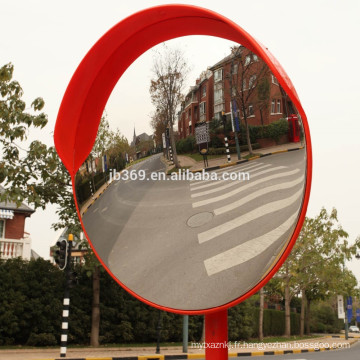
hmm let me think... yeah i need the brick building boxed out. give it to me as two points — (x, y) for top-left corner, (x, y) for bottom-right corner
(178, 69), (214, 139)
(178, 47), (296, 138)
(0, 186), (35, 260)
(210, 46), (290, 126)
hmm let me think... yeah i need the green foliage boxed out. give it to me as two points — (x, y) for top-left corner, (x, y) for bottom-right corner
(0, 63), (80, 235)
(26, 333), (57, 346)
(309, 302), (343, 334)
(176, 135), (196, 154)
(264, 119), (289, 142)
(228, 301), (255, 340)
(252, 309), (300, 337)
(207, 144), (260, 155)
(0, 258), (64, 346)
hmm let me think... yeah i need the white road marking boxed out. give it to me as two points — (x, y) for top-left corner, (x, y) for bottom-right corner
(100, 206), (108, 213)
(193, 168), (300, 208)
(190, 164), (271, 191)
(190, 162), (266, 187)
(198, 187), (303, 244)
(204, 211), (299, 275)
(93, 208), (99, 213)
(190, 163), (271, 186)
(214, 176), (304, 215)
(191, 166), (287, 198)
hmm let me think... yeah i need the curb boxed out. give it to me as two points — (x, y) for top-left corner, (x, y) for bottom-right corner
(332, 335), (360, 338)
(81, 181), (112, 216)
(80, 161), (137, 216)
(34, 339), (358, 360)
(190, 146), (305, 173)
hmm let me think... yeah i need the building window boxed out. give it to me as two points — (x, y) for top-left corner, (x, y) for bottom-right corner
(202, 85), (206, 97)
(249, 75), (256, 88)
(245, 55), (251, 66)
(0, 220), (4, 238)
(271, 100), (276, 114)
(232, 86), (237, 97)
(214, 68), (223, 82)
(232, 63), (238, 74)
(200, 102), (206, 115)
(272, 74), (279, 85)
(248, 104), (254, 116)
(214, 89), (223, 102)
(277, 99), (281, 113)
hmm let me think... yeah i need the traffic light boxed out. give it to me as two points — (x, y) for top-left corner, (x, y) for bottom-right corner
(221, 111), (226, 123)
(55, 239), (68, 270)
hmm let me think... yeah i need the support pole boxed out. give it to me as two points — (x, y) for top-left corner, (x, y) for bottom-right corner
(205, 309), (228, 360)
(183, 315), (189, 353)
(155, 311), (162, 354)
(345, 296), (349, 340)
(224, 137), (231, 163)
(169, 145), (174, 165)
(60, 234), (73, 358)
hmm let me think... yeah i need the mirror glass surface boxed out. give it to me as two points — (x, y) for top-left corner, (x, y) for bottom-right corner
(74, 37), (307, 311)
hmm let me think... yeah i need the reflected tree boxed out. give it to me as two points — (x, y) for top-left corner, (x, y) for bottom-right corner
(150, 45), (189, 168)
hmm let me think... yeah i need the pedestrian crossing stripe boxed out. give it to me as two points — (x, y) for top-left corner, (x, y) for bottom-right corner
(214, 175), (304, 215)
(192, 169), (300, 208)
(204, 211), (299, 276)
(198, 187), (303, 244)
(190, 164), (271, 191)
(191, 166), (287, 198)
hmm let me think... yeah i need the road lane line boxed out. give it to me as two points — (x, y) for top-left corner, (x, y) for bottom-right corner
(191, 166), (287, 198)
(204, 211), (299, 275)
(190, 164), (271, 190)
(214, 175), (304, 215)
(192, 168), (300, 208)
(198, 187), (302, 244)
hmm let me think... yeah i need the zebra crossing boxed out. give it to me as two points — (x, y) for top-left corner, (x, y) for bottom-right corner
(188, 158), (305, 277)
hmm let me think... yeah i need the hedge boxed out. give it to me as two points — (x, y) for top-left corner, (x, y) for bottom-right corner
(178, 118), (289, 151)
(0, 258), (305, 346)
(207, 144), (260, 155)
(252, 308), (300, 337)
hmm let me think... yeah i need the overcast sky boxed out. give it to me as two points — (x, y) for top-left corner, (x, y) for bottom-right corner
(1, 0), (360, 281)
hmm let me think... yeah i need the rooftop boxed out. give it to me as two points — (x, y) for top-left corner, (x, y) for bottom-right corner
(0, 185), (35, 213)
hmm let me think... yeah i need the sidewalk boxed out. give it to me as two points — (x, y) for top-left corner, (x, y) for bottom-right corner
(0, 335), (356, 360)
(176, 141), (304, 173)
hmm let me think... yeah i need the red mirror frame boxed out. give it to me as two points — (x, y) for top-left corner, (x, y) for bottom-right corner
(54, 4), (312, 315)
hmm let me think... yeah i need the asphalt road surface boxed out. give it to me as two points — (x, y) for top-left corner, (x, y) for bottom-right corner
(81, 149), (307, 310)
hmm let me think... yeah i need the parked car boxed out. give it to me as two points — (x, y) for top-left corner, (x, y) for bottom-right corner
(349, 325), (360, 333)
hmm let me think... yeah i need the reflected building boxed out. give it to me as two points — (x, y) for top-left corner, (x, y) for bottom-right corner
(178, 46), (298, 142)
(130, 126), (154, 160)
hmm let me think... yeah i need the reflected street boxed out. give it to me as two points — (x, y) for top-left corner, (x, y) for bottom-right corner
(82, 149), (306, 310)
